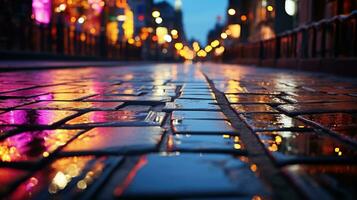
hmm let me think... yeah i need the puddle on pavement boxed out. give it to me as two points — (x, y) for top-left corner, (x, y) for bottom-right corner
(0, 129), (82, 162)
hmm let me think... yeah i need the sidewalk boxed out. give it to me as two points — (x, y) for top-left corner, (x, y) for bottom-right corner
(0, 63), (356, 199)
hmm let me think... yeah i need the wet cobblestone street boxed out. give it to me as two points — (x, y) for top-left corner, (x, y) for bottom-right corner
(0, 63), (357, 199)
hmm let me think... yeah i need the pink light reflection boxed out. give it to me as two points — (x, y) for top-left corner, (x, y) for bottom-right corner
(32, 0), (51, 24)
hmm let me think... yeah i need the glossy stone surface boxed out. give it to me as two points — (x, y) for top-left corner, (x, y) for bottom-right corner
(164, 99), (220, 111)
(240, 113), (308, 131)
(36, 93), (96, 101)
(19, 101), (124, 111)
(0, 110), (77, 126)
(256, 131), (357, 161)
(9, 156), (96, 199)
(168, 134), (245, 152)
(172, 119), (237, 134)
(280, 94), (357, 103)
(179, 93), (216, 100)
(0, 168), (28, 195)
(171, 111), (227, 120)
(300, 113), (357, 129)
(65, 111), (148, 125)
(62, 127), (164, 153)
(118, 154), (268, 198)
(231, 104), (277, 113)
(226, 94), (285, 104)
(0, 99), (36, 109)
(278, 102), (357, 115)
(284, 165), (357, 199)
(0, 63), (356, 199)
(86, 95), (171, 103)
(0, 129), (82, 162)
(0, 126), (16, 136)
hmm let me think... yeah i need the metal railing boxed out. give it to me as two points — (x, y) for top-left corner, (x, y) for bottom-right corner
(223, 11), (357, 63)
(0, 20), (142, 60)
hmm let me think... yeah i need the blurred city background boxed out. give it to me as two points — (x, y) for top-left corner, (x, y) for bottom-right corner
(0, 0), (356, 73)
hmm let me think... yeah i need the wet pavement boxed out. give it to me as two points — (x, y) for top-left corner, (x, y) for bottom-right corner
(0, 63), (356, 199)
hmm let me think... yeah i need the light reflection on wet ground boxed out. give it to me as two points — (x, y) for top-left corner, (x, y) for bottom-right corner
(0, 63), (356, 199)
(257, 131), (357, 160)
(117, 154), (267, 198)
(0, 129), (82, 162)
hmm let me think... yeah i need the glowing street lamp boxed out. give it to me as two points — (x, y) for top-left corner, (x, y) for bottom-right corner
(228, 8), (236, 16)
(164, 34), (172, 43)
(155, 17), (163, 24)
(220, 32), (228, 39)
(211, 40), (220, 48)
(193, 42), (200, 52)
(171, 29), (178, 36)
(205, 45), (213, 53)
(78, 16), (85, 24)
(117, 15), (126, 22)
(228, 24), (241, 38)
(285, 0), (297, 16)
(240, 15), (247, 22)
(152, 11), (160, 18)
(175, 43), (184, 50)
(267, 5), (274, 12)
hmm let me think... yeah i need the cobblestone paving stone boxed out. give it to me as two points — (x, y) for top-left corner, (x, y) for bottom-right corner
(0, 63), (356, 199)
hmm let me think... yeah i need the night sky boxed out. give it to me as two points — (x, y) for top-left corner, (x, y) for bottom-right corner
(154, 0), (227, 45)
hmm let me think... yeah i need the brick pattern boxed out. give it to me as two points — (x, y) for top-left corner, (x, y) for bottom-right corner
(0, 64), (356, 199)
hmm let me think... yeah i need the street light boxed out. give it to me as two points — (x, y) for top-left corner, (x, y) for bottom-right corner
(175, 42), (183, 50)
(171, 29), (178, 36)
(155, 17), (163, 24)
(78, 16), (85, 24)
(152, 11), (160, 18)
(240, 15), (247, 22)
(117, 15), (126, 22)
(211, 40), (219, 48)
(164, 34), (172, 43)
(220, 32), (228, 39)
(228, 8), (236, 16)
(205, 45), (213, 53)
(285, 0), (297, 16)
